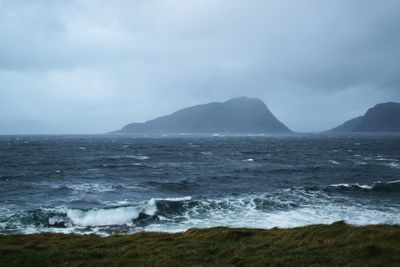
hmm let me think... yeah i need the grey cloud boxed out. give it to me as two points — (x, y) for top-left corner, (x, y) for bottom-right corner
(0, 0), (399, 133)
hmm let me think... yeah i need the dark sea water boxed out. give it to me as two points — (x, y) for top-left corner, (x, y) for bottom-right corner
(0, 134), (399, 236)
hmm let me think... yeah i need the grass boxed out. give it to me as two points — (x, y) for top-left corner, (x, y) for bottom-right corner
(1, 222), (400, 266)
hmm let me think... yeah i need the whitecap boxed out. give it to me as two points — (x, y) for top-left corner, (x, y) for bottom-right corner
(126, 155), (150, 160)
(67, 206), (140, 227)
(188, 143), (200, 147)
(385, 162), (400, 169)
(143, 199), (157, 216)
(68, 183), (115, 193)
(329, 183), (373, 190)
(162, 196), (192, 201)
(330, 183), (351, 187)
(355, 161), (367, 165)
(358, 184), (374, 189)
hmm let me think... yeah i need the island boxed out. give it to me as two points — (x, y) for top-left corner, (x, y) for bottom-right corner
(114, 97), (292, 134)
(331, 102), (400, 132)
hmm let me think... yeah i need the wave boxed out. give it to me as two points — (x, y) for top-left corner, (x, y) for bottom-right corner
(2, 188), (400, 235)
(143, 180), (199, 192)
(67, 183), (116, 193)
(326, 180), (400, 193)
(328, 183), (373, 190)
(0, 195), (299, 233)
(101, 163), (149, 168)
(45, 183), (143, 195)
(67, 206), (143, 226)
(0, 174), (24, 181)
(125, 155), (150, 160)
(102, 155), (150, 160)
(385, 162), (400, 169)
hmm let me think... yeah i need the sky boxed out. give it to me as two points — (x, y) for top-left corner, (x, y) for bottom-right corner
(0, 0), (399, 134)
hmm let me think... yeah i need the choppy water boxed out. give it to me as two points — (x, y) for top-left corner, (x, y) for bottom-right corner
(0, 134), (399, 236)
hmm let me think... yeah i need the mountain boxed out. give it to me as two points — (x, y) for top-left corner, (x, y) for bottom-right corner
(330, 116), (364, 132)
(114, 97), (292, 134)
(331, 102), (400, 132)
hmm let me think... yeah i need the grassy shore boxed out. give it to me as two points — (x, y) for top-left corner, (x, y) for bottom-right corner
(1, 222), (399, 266)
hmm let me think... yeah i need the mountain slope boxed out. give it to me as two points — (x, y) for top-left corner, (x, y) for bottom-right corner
(330, 116), (364, 132)
(115, 97), (291, 134)
(331, 102), (400, 132)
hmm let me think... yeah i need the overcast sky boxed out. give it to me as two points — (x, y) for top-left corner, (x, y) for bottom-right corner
(0, 0), (399, 134)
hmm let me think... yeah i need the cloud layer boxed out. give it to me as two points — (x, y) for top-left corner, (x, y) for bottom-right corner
(1, 0), (399, 133)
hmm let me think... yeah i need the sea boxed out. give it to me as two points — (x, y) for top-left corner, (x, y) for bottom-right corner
(0, 134), (399, 236)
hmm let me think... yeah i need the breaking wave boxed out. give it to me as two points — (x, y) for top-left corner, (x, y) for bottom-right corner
(326, 180), (400, 193)
(0, 194), (301, 235)
(2, 184), (399, 236)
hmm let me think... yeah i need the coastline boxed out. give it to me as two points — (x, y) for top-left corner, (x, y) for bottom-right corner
(1, 222), (400, 266)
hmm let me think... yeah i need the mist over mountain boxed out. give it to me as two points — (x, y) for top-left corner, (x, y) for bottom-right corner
(331, 102), (400, 132)
(115, 97), (291, 134)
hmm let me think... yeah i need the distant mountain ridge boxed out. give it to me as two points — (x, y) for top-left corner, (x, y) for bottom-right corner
(331, 102), (400, 132)
(115, 97), (292, 134)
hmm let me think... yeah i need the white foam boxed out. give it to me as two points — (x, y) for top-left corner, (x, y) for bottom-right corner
(143, 199), (157, 216)
(358, 184), (373, 189)
(117, 184), (142, 190)
(328, 160), (340, 165)
(144, 203), (400, 234)
(331, 180), (400, 189)
(141, 197), (191, 216)
(330, 183), (373, 189)
(48, 216), (66, 226)
(126, 155), (150, 160)
(386, 162), (400, 169)
(330, 183), (350, 187)
(18, 197), (198, 232)
(68, 183), (115, 193)
(354, 161), (367, 165)
(376, 157), (398, 162)
(116, 200), (130, 205)
(188, 143), (200, 147)
(21, 226), (77, 235)
(387, 180), (400, 184)
(6, 190), (400, 236)
(67, 206), (141, 227)
(162, 196), (192, 201)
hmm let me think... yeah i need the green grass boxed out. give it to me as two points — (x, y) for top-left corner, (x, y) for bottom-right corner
(1, 222), (400, 266)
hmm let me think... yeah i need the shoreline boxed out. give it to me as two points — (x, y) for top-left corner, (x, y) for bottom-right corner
(1, 222), (400, 266)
